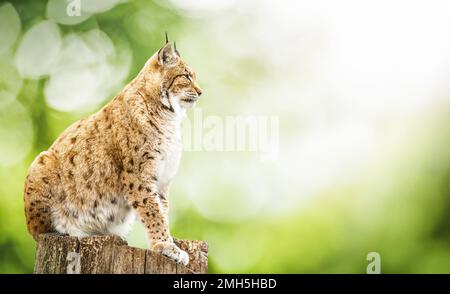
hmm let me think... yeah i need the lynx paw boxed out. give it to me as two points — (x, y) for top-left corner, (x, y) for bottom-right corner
(152, 242), (189, 266)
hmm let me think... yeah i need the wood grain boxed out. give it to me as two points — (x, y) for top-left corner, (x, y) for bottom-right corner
(33, 234), (208, 274)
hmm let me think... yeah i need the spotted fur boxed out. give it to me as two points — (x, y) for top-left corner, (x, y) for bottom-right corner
(23, 41), (203, 266)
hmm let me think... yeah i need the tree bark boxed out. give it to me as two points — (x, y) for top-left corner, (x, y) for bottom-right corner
(33, 233), (208, 274)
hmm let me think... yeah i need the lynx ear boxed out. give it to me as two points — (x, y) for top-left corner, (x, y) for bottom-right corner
(158, 43), (178, 67)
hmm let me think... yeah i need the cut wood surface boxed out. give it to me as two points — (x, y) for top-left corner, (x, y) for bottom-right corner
(33, 233), (208, 274)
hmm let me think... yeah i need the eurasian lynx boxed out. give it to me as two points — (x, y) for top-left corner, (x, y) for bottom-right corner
(23, 36), (203, 265)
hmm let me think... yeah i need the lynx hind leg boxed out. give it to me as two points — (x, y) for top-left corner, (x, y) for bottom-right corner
(24, 151), (61, 240)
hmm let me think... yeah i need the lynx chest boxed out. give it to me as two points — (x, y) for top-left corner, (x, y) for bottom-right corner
(156, 135), (183, 191)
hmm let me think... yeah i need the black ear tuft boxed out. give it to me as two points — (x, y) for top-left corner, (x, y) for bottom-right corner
(174, 41), (180, 56)
(165, 32), (169, 44)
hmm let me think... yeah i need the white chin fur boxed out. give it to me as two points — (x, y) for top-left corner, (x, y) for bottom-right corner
(169, 95), (191, 118)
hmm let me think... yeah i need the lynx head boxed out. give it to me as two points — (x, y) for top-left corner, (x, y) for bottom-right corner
(147, 34), (203, 112)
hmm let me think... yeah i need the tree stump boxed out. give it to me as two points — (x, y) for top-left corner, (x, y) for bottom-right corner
(33, 233), (208, 274)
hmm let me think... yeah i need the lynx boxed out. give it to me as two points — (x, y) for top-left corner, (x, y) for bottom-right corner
(23, 35), (203, 266)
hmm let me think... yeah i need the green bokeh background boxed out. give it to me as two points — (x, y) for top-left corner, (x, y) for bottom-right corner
(0, 0), (449, 273)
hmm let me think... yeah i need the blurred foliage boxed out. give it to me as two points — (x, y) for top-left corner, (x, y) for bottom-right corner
(0, 0), (449, 274)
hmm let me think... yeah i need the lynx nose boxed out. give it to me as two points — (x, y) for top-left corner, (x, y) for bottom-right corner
(192, 81), (203, 97)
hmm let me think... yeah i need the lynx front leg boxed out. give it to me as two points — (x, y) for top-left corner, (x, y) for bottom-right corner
(122, 173), (188, 265)
(158, 185), (170, 222)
